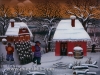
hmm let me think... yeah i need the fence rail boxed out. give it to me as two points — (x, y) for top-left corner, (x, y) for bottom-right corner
(87, 47), (100, 52)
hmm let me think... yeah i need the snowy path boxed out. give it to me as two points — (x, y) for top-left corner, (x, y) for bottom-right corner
(0, 42), (20, 64)
(41, 52), (63, 63)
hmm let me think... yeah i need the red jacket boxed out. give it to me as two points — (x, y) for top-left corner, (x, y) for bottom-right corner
(31, 46), (35, 52)
(6, 46), (14, 54)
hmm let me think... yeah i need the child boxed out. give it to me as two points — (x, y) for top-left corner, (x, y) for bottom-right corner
(5, 43), (14, 61)
(33, 41), (41, 65)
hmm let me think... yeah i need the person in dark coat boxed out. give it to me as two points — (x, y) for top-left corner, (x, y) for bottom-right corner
(91, 43), (96, 52)
(33, 41), (41, 65)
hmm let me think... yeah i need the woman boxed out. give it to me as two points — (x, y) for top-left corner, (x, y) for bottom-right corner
(33, 41), (41, 65)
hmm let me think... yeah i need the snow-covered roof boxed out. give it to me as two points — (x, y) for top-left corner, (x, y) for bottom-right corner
(53, 19), (91, 41)
(5, 22), (33, 37)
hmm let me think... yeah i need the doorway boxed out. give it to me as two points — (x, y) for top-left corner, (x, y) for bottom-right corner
(60, 42), (67, 56)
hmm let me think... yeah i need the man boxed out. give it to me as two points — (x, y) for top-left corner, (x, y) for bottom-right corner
(33, 41), (41, 65)
(5, 43), (14, 61)
(91, 43), (96, 52)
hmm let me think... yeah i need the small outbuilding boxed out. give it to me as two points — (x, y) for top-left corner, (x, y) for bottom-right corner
(53, 16), (91, 56)
(5, 19), (33, 42)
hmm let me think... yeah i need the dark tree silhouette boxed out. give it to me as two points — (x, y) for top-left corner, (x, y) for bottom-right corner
(0, 4), (11, 35)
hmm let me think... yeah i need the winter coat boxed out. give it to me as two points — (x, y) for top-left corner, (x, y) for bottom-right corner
(34, 45), (41, 57)
(5, 46), (14, 54)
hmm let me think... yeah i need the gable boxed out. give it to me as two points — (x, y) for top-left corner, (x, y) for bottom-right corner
(53, 19), (91, 41)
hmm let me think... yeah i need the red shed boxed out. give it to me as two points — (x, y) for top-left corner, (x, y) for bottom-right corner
(53, 16), (91, 56)
(5, 19), (33, 42)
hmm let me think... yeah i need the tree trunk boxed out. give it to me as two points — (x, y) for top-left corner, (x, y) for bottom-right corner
(32, 33), (35, 42)
(48, 32), (52, 52)
(3, 25), (5, 35)
(82, 22), (87, 31)
(45, 41), (48, 53)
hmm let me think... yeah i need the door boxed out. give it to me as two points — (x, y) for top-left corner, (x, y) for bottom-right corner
(60, 42), (67, 56)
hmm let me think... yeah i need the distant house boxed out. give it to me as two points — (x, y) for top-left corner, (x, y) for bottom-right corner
(53, 16), (91, 56)
(5, 19), (33, 42)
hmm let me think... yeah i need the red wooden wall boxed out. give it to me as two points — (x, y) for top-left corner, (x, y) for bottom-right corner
(55, 41), (60, 56)
(55, 41), (87, 56)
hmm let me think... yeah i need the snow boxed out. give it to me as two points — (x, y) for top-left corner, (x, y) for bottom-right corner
(0, 36), (7, 37)
(1, 50), (100, 75)
(27, 72), (45, 74)
(10, 19), (15, 22)
(53, 19), (91, 41)
(2, 38), (7, 41)
(70, 15), (76, 19)
(68, 52), (73, 54)
(56, 20), (84, 30)
(74, 46), (83, 50)
(5, 22), (33, 37)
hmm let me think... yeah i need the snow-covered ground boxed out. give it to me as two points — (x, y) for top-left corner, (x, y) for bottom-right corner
(22, 52), (100, 75)
(0, 42), (20, 64)
(1, 41), (100, 75)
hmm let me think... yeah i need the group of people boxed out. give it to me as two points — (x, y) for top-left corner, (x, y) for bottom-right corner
(5, 40), (42, 65)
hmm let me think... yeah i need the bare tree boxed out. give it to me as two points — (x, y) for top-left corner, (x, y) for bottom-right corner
(13, 5), (36, 24)
(0, 4), (11, 35)
(42, 18), (56, 52)
(35, 0), (61, 18)
(66, 0), (99, 31)
(13, 6), (27, 22)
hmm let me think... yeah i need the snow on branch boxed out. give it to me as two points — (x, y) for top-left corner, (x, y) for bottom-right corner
(72, 66), (89, 70)
(74, 6), (81, 11)
(67, 10), (81, 19)
(90, 6), (96, 10)
(92, 61), (97, 65)
(81, 64), (98, 68)
(67, 10), (75, 15)
(73, 69), (89, 75)
(42, 25), (49, 30)
(44, 18), (55, 23)
(81, 61), (98, 68)
(73, 69), (96, 75)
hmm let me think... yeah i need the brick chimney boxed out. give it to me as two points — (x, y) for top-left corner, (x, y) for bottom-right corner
(70, 15), (76, 27)
(10, 19), (15, 27)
